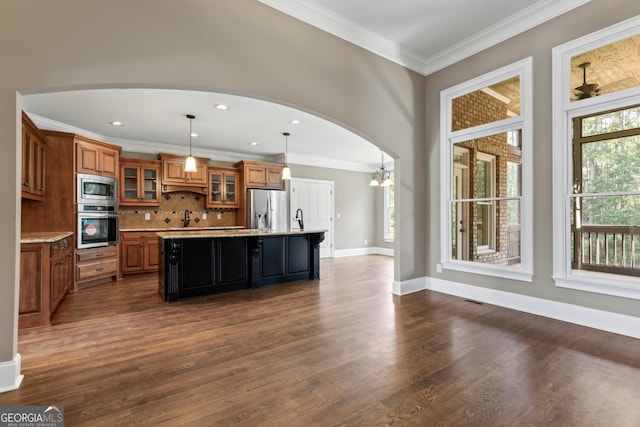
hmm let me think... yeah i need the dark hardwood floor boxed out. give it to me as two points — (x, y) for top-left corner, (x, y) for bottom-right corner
(2, 255), (640, 426)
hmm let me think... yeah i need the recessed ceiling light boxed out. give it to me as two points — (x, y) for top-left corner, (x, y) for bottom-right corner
(290, 119), (301, 125)
(110, 121), (124, 126)
(215, 104), (229, 111)
(250, 141), (259, 147)
(190, 133), (199, 138)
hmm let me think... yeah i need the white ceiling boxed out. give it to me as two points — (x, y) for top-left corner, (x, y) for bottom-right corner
(22, 89), (383, 172)
(258, 0), (590, 74)
(21, 0), (589, 172)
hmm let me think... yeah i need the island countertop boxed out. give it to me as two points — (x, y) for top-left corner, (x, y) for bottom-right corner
(156, 228), (326, 239)
(120, 226), (244, 233)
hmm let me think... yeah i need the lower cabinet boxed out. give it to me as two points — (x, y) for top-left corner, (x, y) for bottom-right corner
(172, 238), (248, 300)
(19, 234), (74, 329)
(120, 232), (159, 275)
(159, 232), (324, 302)
(76, 245), (118, 286)
(250, 235), (317, 287)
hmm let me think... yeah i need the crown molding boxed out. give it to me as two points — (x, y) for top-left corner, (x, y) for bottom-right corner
(423, 0), (592, 75)
(27, 113), (104, 140)
(258, 0), (591, 76)
(258, 0), (426, 74)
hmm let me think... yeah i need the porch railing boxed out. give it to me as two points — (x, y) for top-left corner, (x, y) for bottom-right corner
(572, 225), (640, 277)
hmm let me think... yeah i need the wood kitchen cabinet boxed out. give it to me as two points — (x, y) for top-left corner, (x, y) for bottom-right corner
(76, 245), (118, 285)
(19, 233), (74, 329)
(120, 158), (161, 206)
(207, 167), (239, 208)
(21, 112), (47, 201)
(234, 160), (284, 190)
(120, 232), (159, 275)
(159, 153), (209, 194)
(76, 138), (121, 178)
(234, 160), (285, 227)
(50, 238), (74, 313)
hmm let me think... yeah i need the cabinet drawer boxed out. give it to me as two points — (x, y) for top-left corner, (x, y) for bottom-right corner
(77, 246), (118, 262)
(121, 232), (156, 241)
(77, 259), (118, 281)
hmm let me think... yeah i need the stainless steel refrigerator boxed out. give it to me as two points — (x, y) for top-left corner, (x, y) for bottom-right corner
(246, 189), (287, 231)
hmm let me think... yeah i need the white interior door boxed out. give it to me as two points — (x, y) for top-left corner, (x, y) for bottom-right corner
(289, 178), (334, 258)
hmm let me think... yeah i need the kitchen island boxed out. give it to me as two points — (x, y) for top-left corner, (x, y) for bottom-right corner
(157, 229), (325, 302)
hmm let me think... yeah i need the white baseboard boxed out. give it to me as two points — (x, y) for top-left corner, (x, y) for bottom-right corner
(0, 353), (23, 393)
(392, 277), (425, 295)
(334, 247), (394, 257)
(393, 275), (640, 340)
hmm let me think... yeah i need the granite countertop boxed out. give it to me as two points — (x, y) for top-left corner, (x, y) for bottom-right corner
(157, 228), (327, 239)
(120, 226), (244, 232)
(21, 231), (74, 244)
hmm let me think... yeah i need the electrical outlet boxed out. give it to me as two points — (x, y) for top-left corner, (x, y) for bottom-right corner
(364, 239), (368, 246)
(202, 213), (207, 219)
(336, 212), (341, 219)
(216, 212), (221, 220)
(436, 263), (442, 273)
(144, 212), (150, 221)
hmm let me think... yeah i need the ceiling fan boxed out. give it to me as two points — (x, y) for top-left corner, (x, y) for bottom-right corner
(573, 61), (636, 99)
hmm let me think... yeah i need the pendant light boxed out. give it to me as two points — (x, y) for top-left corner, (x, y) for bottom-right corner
(184, 114), (197, 173)
(369, 149), (392, 187)
(282, 132), (292, 180)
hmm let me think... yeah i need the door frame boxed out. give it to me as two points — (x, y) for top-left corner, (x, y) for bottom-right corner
(288, 177), (335, 258)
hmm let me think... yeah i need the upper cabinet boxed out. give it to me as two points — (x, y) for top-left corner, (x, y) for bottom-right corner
(234, 160), (284, 190)
(207, 167), (239, 208)
(120, 158), (161, 206)
(21, 112), (47, 201)
(159, 153), (209, 194)
(76, 137), (121, 178)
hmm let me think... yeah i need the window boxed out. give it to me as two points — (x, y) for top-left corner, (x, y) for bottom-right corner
(552, 15), (640, 299)
(571, 106), (640, 277)
(384, 173), (394, 241)
(440, 58), (533, 281)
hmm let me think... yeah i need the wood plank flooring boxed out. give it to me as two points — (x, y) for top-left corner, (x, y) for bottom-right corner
(2, 255), (640, 426)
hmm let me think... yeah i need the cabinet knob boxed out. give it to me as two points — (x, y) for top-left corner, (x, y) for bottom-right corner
(23, 182), (30, 187)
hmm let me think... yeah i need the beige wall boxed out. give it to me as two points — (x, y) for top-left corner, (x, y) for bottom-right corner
(0, 0), (424, 367)
(289, 164), (378, 251)
(425, 0), (640, 317)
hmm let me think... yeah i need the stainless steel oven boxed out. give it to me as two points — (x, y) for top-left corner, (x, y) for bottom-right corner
(77, 173), (118, 205)
(77, 204), (119, 249)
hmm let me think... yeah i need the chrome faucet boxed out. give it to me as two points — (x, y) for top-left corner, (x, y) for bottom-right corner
(183, 210), (191, 227)
(295, 208), (304, 230)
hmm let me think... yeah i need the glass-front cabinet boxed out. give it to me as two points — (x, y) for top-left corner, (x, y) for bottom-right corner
(119, 158), (161, 206)
(207, 167), (239, 208)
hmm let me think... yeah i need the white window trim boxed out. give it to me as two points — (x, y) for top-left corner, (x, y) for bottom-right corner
(440, 57), (534, 282)
(552, 14), (640, 300)
(383, 172), (394, 242)
(476, 152), (497, 252)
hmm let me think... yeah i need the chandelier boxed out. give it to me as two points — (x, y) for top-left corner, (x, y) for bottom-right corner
(369, 150), (392, 187)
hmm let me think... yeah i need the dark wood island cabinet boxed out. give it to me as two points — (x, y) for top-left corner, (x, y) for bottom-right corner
(158, 229), (325, 302)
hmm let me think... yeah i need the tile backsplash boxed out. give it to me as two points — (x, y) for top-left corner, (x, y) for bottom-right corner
(119, 192), (239, 229)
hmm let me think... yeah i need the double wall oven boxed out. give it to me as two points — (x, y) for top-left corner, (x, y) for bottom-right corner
(77, 173), (119, 249)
